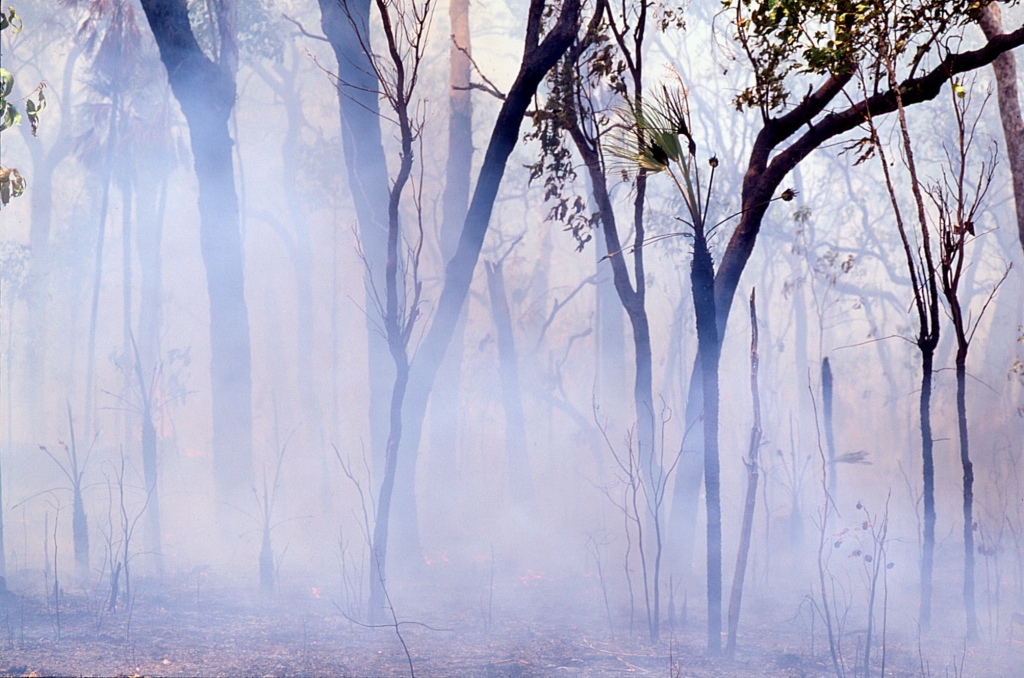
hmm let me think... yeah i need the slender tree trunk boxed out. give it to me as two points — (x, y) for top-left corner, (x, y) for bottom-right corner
(726, 289), (761, 659)
(85, 96), (121, 439)
(427, 0), (475, 534)
(139, 0), (254, 504)
(979, 3), (1024, 255)
(692, 225), (721, 656)
(72, 487), (89, 583)
(955, 351), (979, 640)
(919, 346), (936, 629)
(391, 0), (583, 564)
(594, 223), (626, 411)
(368, 356), (409, 620)
(134, 129), (168, 576)
(821, 357), (836, 501)
(135, 157), (166, 377)
(318, 0), (394, 482)
(121, 178), (135, 457)
(485, 261), (534, 506)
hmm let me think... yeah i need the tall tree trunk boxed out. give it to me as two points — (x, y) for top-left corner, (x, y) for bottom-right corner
(485, 261), (534, 506)
(726, 289), (761, 659)
(978, 2), (1024, 255)
(692, 222), (721, 656)
(391, 0), (583, 564)
(594, 221), (626, 411)
(134, 124), (169, 576)
(955, 351), (979, 640)
(821, 357), (836, 501)
(121, 177), (135, 457)
(85, 95), (121, 439)
(318, 0), (394, 481)
(427, 0), (475, 536)
(139, 0), (253, 505)
(20, 44), (81, 440)
(918, 346), (937, 628)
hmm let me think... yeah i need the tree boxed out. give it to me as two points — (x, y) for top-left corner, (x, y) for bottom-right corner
(425, 0), (474, 540)
(526, 0), (672, 639)
(137, 0), (254, 507)
(668, 0), (1024, 588)
(978, 2), (1024, 255)
(386, 0), (586, 564)
(929, 84), (1006, 641)
(317, 0), (394, 483)
(0, 4), (44, 580)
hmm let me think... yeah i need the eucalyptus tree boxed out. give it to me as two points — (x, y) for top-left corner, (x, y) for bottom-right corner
(333, 0), (433, 621)
(137, 0), (254, 506)
(930, 86), (1006, 641)
(979, 2), (1024, 254)
(667, 0), (1024, 598)
(5, 6), (56, 441)
(522, 0), (679, 640)
(65, 0), (142, 443)
(317, 0), (393, 481)
(426, 0), (475, 534)
(389, 0), (587, 561)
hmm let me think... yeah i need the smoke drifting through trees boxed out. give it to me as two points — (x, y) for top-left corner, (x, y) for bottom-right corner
(1, 1), (1024, 675)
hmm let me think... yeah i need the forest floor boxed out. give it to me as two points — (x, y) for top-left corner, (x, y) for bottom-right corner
(0, 567), (1020, 677)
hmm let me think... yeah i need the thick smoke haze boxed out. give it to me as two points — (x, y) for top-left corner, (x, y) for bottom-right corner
(0, 0), (1023, 675)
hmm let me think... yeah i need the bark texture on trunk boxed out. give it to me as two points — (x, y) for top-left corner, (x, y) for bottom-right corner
(979, 3), (1024, 254)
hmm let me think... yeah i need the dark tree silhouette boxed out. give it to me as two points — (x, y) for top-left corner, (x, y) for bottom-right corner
(138, 0), (253, 505)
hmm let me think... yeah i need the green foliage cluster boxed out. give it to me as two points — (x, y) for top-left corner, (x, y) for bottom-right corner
(726, 0), (986, 113)
(186, 0), (284, 64)
(1, 7), (45, 206)
(525, 55), (599, 251)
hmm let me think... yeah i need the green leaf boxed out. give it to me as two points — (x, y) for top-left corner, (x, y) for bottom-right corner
(26, 88), (44, 136)
(0, 7), (21, 34)
(0, 102), (20, 133)
(0, 69), (13, 99)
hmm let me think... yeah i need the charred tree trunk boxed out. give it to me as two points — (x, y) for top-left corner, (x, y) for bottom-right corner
(139, 0), (253, 505)
(72, 487), (89, 583)
(140, 400), (162, 573)
(919, 345), (937, 628)
(955, 349), (979, 640)
(726, 289), (761, 659)
(692, 215), (721, 656)
(318, 0), (394, 481)
(821, 357), (836, 500)
(485, 261), (535, 507)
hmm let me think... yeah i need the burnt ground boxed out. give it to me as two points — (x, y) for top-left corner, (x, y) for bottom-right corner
(0, 569), (1019, 677)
